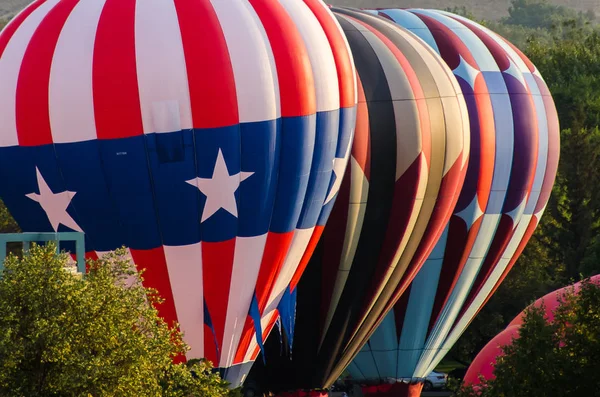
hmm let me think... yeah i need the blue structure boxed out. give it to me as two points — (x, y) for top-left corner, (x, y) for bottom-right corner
(0, 232), (86, 274)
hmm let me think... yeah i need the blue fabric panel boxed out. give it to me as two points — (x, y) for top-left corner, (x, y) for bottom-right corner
(297, 109), (339, 229)
(269, 115), (316, 233)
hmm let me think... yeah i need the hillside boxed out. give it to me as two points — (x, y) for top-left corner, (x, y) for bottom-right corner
(1, 0), (599, 21)
(333, 0), (598, 20)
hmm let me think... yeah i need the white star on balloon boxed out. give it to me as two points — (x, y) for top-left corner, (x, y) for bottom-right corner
(505, 197), (528, 224)
(503, 58), (528, 88)
(186, 149), (254, 222)
(454, 193), (484, 230)
(26, 167), (83, 232)
(324, 140), (351, 205)
(453, 55), (480, 90)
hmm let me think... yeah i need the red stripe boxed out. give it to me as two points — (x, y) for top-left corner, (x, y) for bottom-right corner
(129, 247), (178, 326)
(173, 0), (238, 128)
(304, 0), (355, 109)
(202, 238), (236, 362)
(233, 316), (254, 364)
(473, 91), (496, 209)
(249, 0), (315, 117)
(0, 0), (47, 58)
(78, 251), (98, 273)
(93, 0), (143, 139)
(85, 251), (99, 261)
(15, 0), (79, 146)
(203, 324), (217, 364)
(254, 232), (295, 312)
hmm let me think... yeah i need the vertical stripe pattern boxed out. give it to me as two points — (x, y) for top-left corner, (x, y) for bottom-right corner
(0, 0), (357, 387)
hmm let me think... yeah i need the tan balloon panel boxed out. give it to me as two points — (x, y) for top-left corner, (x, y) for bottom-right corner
(323, 8), (470, 386)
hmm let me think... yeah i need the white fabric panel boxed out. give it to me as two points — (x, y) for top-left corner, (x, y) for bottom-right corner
(49, 0), (106, 143)
(488, 94), (514, 208)
(0, 0), (62, 147)
(164, 244), (204, 359)
(135, 0), (192, 133)
(220, 234), (268, 368)
(211, 0), (280, 122)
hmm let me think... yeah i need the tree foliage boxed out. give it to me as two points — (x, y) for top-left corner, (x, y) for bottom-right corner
(456, 279), (600, 396)
(504, 0), (594, 30)
(0, 244), (237, 397)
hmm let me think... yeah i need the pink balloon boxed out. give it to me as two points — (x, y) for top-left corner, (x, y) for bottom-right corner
(464, 275), (600, 386)
(463, 325), (520, 386)
(509, 274), (600, 327)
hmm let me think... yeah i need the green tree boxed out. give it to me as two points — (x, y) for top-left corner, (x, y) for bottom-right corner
(503, 0), (594, 30)
(456, 279), (600, 397)
(526, 31), (600, 281)
(0, 200), (19, 233)
(0, 244), (236, 397)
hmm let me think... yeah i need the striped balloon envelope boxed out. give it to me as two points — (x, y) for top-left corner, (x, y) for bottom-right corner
(347, 9), (560, 397)
(248, 8), (469, 392)
(0, 0), (356, 386)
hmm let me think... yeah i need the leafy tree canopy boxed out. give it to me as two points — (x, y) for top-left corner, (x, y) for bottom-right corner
(504, 0), (594, 30)
(0, 244), (238, 397)
(456, 279), (600, 396)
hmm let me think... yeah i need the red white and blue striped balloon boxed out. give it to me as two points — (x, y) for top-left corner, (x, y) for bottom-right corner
(348, 9), (559, 394)
(0, 0), (356, 385)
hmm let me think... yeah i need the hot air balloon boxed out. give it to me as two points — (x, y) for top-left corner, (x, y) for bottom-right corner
(0, 0), (356, 386)
(347, 9), (560, 397)
(246, 8), (470, 394)
(464, 275), (600, 387)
